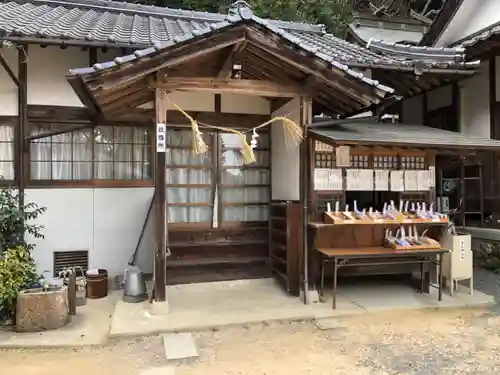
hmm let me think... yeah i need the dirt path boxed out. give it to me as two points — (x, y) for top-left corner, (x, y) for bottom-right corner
(2, 307), (500, 375)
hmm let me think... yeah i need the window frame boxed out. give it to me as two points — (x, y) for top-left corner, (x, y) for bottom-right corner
(166, 127), (271, 228)
(0, 117), (16, 187)
(25, 122), (154, 188)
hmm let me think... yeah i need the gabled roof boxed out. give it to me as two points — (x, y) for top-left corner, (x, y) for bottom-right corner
(66, 4), (396, 119)
(0, 0), (476, 73)
(67, 4), (391, 95)
(309, 117), (500, 151)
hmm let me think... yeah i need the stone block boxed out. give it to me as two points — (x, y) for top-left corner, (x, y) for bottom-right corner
(16, 286), (69, 333)
(163, 332), (198, 360)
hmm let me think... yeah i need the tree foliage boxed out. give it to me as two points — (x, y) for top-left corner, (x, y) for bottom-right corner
(137, 0), (354, 37)
(132, 0), (445, 38)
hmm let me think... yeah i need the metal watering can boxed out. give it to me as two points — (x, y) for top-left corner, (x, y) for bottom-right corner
(122, 265), (148, 303)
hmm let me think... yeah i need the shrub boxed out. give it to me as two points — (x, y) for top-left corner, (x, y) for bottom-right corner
(0, 185), (46, 322)
(0, 245), (37, 319)
(0, 186), (46, 253)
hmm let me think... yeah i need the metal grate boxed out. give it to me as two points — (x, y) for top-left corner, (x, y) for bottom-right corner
(53, 250), (89, 277)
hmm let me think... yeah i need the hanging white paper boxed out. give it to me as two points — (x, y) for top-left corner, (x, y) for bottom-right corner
(346, 169), (359, 191)
(314, 168), (343, 190)
(156, 123), (166, 152)
(404, 170), (419, 191)
(329, 169), (343, 190)
(417, 170), (430, 191)
(346, 169), (373, 191)
(360, 169), (374, 190)
(390, 170), (404, 192)
(375, 170), (389, 191)
(428, 166), (436, 188)
(336, 145), (351, 167)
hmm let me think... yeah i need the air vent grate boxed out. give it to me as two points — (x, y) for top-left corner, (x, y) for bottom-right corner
(53, 250), (89, 277)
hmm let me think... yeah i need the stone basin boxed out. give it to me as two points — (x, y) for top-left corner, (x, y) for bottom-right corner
(16, 286), (69, 332)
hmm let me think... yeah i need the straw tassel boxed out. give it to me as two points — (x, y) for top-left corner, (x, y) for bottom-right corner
(165, 97), (303, 164)
(167, 98), (208, 154)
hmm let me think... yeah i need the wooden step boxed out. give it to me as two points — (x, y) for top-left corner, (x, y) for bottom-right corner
(166, 256), (268, 268)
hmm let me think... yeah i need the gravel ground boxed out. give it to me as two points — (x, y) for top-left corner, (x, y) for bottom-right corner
(1, 268), (500, 375)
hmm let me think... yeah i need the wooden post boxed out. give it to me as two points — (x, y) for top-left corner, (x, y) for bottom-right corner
(154, 87), (168, 302)
(17, 45), (28, 241)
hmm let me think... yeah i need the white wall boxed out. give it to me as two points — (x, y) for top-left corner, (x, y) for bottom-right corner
(271, 97), (301, 201)
(0, 46), (271, 116)
(26, 188), (155, 278)
(0, 45), (126, 115)
(401, 95), (424, 124)
(435, 0), (498, 47)
(460, 61), (490, 138)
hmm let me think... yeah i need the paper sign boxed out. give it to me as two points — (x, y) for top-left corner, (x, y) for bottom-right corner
(428, 166), (436, 188)
(417, 170), (430, 191)
(375, 170), (389, 191)
(156, 123), (166, 152)
(314, 168), (343, 190)
(404, 170), (418, 191)
(336, 146), (351, 167)
(390, 170), (404, 192)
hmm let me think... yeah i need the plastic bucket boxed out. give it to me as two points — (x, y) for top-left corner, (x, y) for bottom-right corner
(85, 269), (108, 299)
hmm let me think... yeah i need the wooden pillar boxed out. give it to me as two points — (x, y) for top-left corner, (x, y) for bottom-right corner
(489, 57), (497, 139)
(154, 87), (168, 302)
(17, 45), (28, 232)
(300, 96), (313, 304)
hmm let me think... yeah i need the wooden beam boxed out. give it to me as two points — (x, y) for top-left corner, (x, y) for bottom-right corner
(27, 123), (96, 141)
(154, 86), (168, 303)
(0, 51), (20, 87)
(88, 34), (246, 92)
(217, 42), (245, 79)
(151, 77), (305, 97)
(245, 29), (383, 105)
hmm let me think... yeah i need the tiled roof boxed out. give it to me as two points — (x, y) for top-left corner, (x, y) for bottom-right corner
(0, 0), (475, 72)
(347, 13), (428, 45)
(67, 2), (394, 96)
(453, 22), (500, 49)
(0, 0), (323, 46)
(366, 39), (473, 66)
(309, 117), (500, 150)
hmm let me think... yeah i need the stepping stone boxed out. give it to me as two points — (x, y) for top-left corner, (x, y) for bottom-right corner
(163, 332), (198, 360)
(314, 318), (346, 331)
(140, 365), (175, 375)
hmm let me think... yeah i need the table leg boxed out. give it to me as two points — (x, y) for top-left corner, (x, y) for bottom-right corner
(438, 254), (443, 302)
(420, 261), (424, 293)
(319, 255), (325, 298)
(332, 257), (338, 310)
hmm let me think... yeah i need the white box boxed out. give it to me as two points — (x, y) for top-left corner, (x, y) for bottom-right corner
(440, 232), (473, 296)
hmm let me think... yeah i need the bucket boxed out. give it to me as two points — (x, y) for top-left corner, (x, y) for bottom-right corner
(86, 269), (108, 299)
